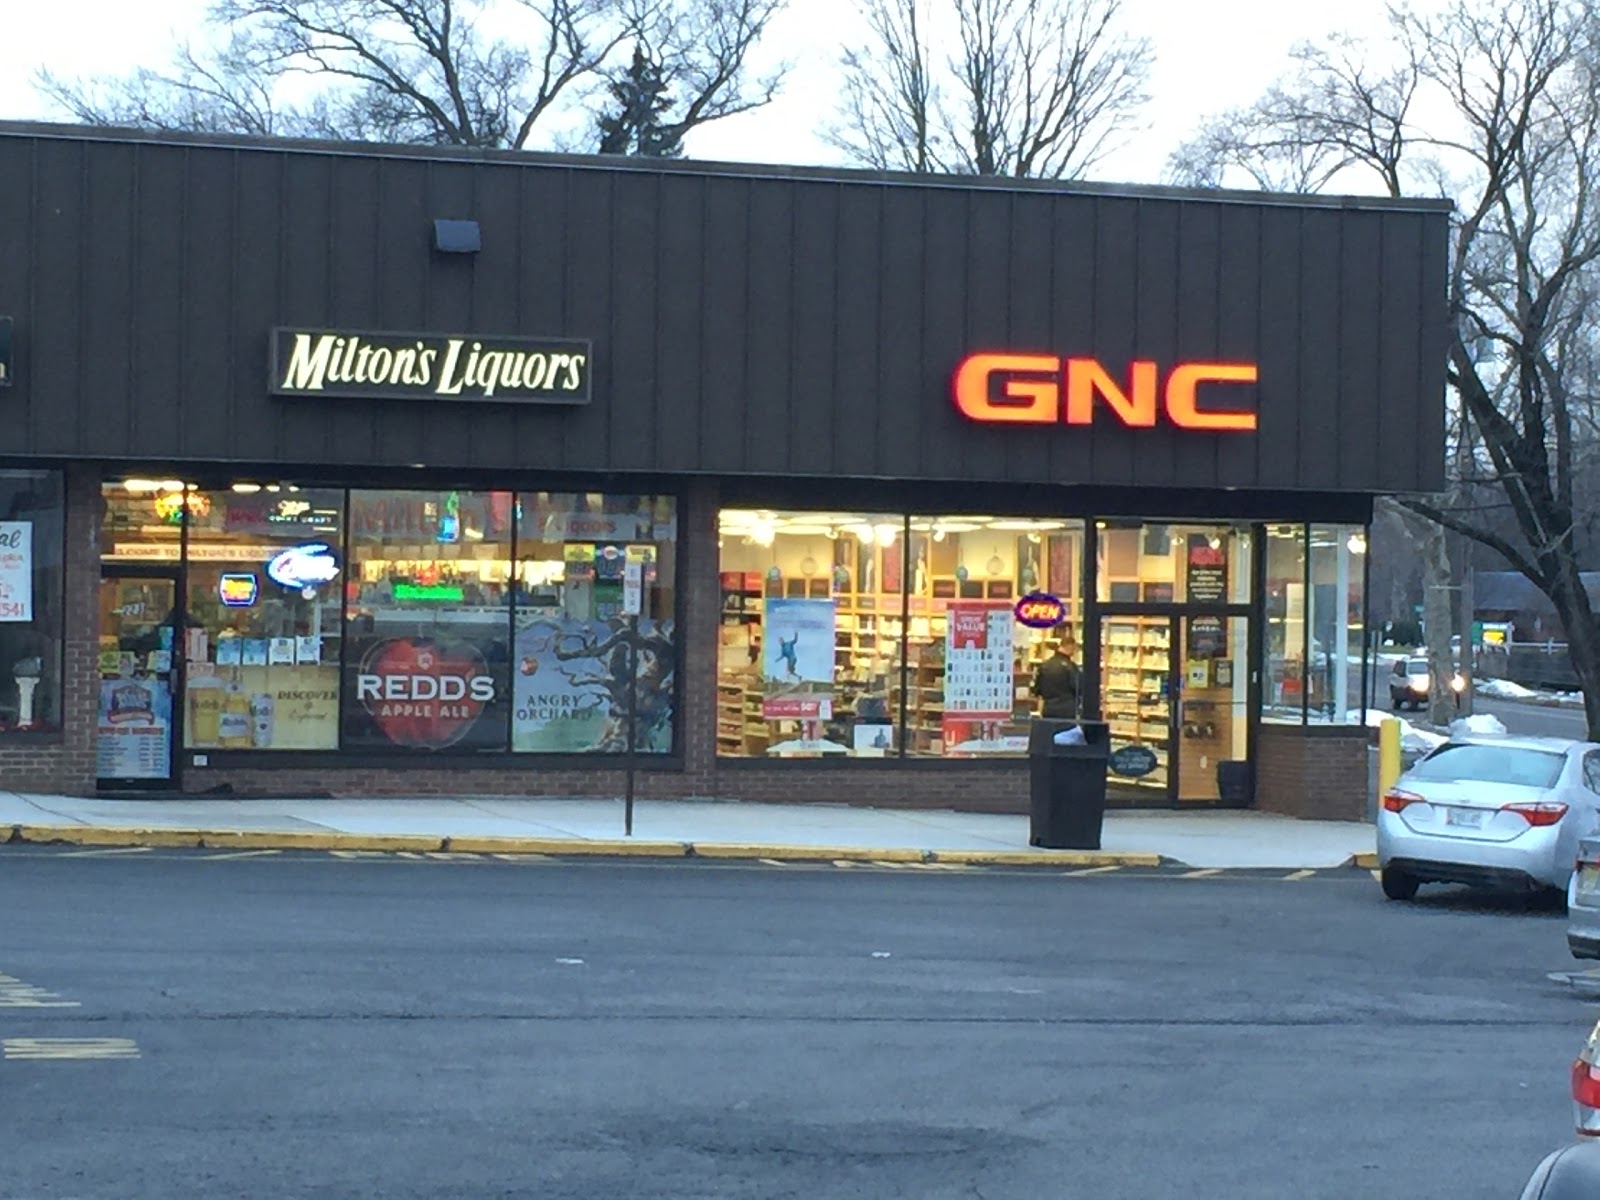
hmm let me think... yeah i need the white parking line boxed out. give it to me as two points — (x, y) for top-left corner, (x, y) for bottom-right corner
(197, 850), (283, 861)
(1180, 868), (1223, 879)
(3, 1038), (139, 1060)
(1282, 869), (1317, 881)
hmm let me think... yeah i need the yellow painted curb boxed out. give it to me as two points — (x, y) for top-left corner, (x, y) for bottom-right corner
(200, 831), (444, 853)
(444, 837), (689, 857)
(929, 848), (1162, 868)
(12, 825), (205, 848)
(1348, 852), (1380, 869)
(6, 824), (1156, 869)
(688, 843), (927, 863)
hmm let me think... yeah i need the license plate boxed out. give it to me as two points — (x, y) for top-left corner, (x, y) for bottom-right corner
(1580, 865), (1600, 896)
(1445, 807), (1486, 828)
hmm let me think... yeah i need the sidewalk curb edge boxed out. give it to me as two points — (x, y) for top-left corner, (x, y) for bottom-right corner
(4, 824), (1161, 867)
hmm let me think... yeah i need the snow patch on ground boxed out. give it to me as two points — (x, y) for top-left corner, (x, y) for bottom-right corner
(1477, 678), (1540, 700)
(1362, 709), (1448, 752)
(1449, 713), (1509, 737)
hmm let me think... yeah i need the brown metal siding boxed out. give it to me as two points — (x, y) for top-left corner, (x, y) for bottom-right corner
(0, 129), (1449, 493)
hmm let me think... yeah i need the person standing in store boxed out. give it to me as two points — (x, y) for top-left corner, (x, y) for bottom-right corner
(1031, 630), (1082, 719)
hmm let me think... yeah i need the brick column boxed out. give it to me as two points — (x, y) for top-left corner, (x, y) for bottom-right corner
(678, 477), (719, 796)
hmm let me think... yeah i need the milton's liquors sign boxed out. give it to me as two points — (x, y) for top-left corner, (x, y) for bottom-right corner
(270, 328), (591, 404)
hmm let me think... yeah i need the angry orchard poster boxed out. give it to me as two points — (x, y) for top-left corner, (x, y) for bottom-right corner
(511, 616), (676, 753)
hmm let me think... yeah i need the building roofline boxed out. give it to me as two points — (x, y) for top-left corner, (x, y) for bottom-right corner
(0, 119), (1458, 216)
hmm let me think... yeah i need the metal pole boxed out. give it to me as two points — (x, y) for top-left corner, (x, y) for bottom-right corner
(624, 614), (638, 837)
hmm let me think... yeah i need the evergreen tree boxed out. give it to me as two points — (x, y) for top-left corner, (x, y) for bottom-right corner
(597, 45), (683, 157)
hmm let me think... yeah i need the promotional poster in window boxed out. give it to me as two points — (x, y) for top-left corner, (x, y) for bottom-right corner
(760, 598), (836, 720)
(511, 617), (676, 753)
(340, 631), (513, 752)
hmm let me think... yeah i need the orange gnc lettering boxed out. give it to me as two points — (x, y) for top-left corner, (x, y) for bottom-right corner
(1065, 359), (1159, 427)
(952, 353), (1061, 423)
(1165, 363), (1260, 431)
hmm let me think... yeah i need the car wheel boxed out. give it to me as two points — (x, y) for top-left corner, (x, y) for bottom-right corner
(1381, 867), (1420, 901)
(1391, 694), (1402, 711)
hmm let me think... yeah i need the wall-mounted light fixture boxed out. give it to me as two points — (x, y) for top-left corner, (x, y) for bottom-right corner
(433, 219), (481, 254)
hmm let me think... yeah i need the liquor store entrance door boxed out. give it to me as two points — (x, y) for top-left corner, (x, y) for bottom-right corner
(97, 571), (181, 788)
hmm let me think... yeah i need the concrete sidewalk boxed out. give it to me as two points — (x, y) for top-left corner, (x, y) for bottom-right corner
(0, 792), (1378, 869)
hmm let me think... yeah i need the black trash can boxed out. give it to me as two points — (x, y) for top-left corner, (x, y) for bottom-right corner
(1216, 759), (1253, 808)
(1027, 719), (1112, 849)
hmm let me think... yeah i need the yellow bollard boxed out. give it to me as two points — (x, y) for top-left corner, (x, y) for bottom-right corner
(1378, 717), (1402, 799)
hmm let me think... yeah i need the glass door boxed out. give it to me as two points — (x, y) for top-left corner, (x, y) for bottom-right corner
(1100, 614), (1174, 800)
(97, 573), (180, 786)
(1176, 615), (1252, 804)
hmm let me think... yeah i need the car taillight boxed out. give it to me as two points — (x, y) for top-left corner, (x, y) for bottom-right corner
(1504, 801), (1569, 826)
(1382, 789), (1423, 812)
(1576, 1059), (1600, 1125)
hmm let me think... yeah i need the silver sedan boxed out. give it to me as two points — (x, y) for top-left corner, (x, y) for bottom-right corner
(1377, 736), (1600, 901)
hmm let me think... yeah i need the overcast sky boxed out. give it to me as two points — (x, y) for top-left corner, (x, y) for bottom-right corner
(0, 0), (1399, 185)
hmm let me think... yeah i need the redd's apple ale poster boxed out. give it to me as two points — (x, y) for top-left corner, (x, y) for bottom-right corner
(342, 635), (511, 752)
(511, 616), (676, 753)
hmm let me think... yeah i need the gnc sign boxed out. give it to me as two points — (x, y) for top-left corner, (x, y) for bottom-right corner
(953, 353), (1259, 432)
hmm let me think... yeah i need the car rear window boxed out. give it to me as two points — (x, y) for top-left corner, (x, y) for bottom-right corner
(1407, 744), (1565, 788)
(1406, 659), (1429, 673)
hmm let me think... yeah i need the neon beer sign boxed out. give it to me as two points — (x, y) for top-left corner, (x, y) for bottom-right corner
(952, 353), (1259, 431)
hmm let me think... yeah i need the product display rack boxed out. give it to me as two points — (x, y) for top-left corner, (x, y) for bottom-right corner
(714, 672), (768, 756)
(1102, 616), (1171, 791)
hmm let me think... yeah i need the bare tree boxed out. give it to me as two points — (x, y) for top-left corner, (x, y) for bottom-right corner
(1171, 0), (1600, 737)
(827, 0), (1151, 178)
(596, 0), (786, 155)
(36, 0), (786, 154)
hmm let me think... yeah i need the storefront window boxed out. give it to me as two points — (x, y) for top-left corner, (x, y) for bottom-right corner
(100, 478), (187, 562)
(1308, 524), (1368, 725)
(343, 490), (513, 753)
(182, 484), (344, 751)
(1095, 522), (1251, 604)
(512, 493), (678, 753)
(1264, 525), (1308, 723)
(0, 471), (64, 733)
(906, 517), (1084, 757)
(717, 510), (906, 758)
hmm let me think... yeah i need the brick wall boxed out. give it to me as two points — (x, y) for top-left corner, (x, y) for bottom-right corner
(1254, 724), (1370, 822)
(0, 464), (99, 793)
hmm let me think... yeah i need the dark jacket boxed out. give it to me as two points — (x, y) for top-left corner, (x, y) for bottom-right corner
(1031, 654), (1081, 719)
